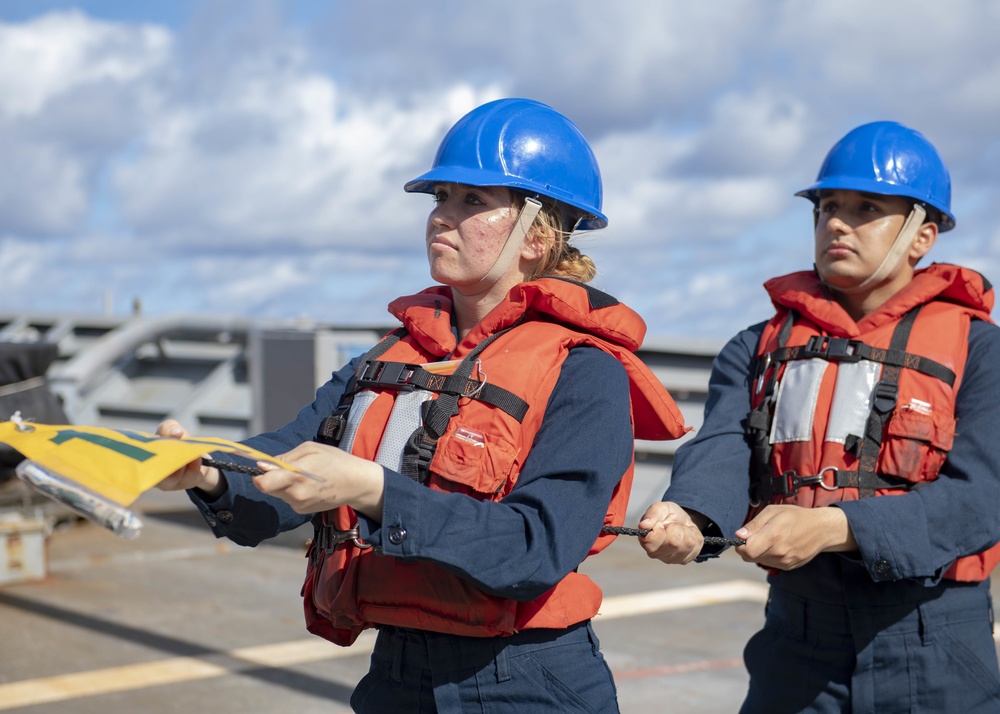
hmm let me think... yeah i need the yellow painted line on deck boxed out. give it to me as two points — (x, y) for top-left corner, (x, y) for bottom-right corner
(0, 658), (231, 710)
(597, 579), (769, 620)
(48, 543), (235, 573)
(0, 580), (766, 710)
(0, 631), (377, 710)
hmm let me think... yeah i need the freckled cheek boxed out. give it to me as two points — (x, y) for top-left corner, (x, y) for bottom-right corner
(470, 237), (494, 258)
(481, 210), (514, 252)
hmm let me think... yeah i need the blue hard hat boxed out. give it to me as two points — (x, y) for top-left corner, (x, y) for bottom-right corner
(405, 98), (608, 230)
(796, 121), (955, 232)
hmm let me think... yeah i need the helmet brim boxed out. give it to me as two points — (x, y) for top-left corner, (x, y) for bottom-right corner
(405, 166), (609, 231)
(795, 177), (956, 232)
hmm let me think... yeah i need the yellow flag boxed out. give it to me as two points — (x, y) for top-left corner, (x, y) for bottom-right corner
(0, 421), (291, 507)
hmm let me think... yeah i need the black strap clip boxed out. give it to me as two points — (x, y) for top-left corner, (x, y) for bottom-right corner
(872, 380), (898, 414)
(804, 335), (863, 362)
(768, 469), (832, 497)
(316, 405), (350, 446)
(356, 360), (418, 391)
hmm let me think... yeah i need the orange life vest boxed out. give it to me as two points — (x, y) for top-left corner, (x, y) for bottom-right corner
(747, 264), (999, 581)
(303, 278), (689, 646)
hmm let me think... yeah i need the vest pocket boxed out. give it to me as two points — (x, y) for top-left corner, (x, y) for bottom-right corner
(431, 427), (519, 495)
(880, 407), (955, 482)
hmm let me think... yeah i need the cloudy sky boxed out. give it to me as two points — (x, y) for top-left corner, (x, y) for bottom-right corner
(2, 0), (1000, 343)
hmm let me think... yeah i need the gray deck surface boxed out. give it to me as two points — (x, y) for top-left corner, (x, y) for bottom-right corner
(1, 488), (766, 713)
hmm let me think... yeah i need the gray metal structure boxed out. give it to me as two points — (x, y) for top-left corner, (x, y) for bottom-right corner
(0, 311), (723, 519)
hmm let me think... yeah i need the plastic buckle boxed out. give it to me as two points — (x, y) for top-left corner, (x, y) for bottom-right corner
(771, 470), (828, 497)
(769, 471), (797, 497)
(872, 381), (898, 414)
(357, 360), (416, 390)
(805, 336), (862, 362)
(316, 407), (349, 445)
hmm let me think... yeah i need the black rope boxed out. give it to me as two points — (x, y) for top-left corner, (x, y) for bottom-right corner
(204, 461), (747, 546)
(601, 525), (746, 547)
(203, 458), (264, 476)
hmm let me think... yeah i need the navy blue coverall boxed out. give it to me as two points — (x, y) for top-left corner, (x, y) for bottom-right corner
(666, 319), (1000, 713)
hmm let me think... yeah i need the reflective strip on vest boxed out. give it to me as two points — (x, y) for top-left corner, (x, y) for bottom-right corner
(770, 359), (826, 443)
(339, 388), (436, 472)
(827, 361), (882, 444)
(373, 390), (435, 471)
(339, 391), (379, 454)
(770, 359), (883, 446)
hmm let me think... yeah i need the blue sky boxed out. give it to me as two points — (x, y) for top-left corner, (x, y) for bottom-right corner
(2, 1), (1000, 342)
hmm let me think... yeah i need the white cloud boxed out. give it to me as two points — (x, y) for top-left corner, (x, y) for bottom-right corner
(685, 90), (810, 176)
(0, 10), (169, 118)
(0, 140), (89, 234)
(0, 10), (169, 236)
(114, 67), (504, 249)
(2, 1), (1000, 340)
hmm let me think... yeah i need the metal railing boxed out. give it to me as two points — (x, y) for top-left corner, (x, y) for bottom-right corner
(0, 311), (722, 518)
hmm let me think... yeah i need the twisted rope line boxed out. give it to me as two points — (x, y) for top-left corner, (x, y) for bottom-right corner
(601, 525), (746, 547)
(204, 460), (747, 547)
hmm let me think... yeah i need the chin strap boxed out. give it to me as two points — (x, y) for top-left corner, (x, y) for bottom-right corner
(475, 197), (543, 288)
(834, 204), (927, 294)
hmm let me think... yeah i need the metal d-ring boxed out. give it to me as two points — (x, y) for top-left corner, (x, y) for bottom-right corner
(817, 466), (840, 491)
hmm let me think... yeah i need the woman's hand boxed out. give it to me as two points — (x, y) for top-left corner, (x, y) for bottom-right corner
(636, 501), (705, 564)
(734, 504), (857, 570)
(254, 441), (385, 520)
(153, 419), (225, 498)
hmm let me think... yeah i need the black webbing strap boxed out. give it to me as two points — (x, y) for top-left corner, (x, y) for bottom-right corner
(315, 328), (407, 447)
(423, 327), (516, 439)
(749, 306), (941, 504)
(399, 417), (436, 484)
(747, 312), (795, 505)
(833, 470), (913, 491)
(311, 329), (409, 533)
(765, 329), (955, 386)
(353, 359), (528, 422)
(755, 467), (915, 502)
(398, 326), (520, 484)
(853, 307), (921, 497)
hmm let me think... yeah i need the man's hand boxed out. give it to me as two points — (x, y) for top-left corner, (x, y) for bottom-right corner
(636, 501), (705, 564)
(734, 504), (857, 570)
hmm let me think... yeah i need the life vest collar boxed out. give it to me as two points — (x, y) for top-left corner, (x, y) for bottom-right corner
(387, 288), (457, 356)
(765, 263), (993, 338)
(388, 278), (648, 359)
(485, 279), (646, 352)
